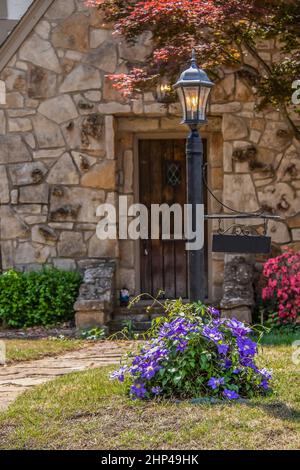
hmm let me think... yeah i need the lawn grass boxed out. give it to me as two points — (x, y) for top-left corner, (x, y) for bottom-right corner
(3, 338), (87, 364)
(259, 331), (300, 346)
(0, 344), (299, 450)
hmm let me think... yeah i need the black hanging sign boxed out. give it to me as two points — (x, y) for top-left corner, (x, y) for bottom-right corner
(206, 214), (282, 255)
(212, 234), (271, 254)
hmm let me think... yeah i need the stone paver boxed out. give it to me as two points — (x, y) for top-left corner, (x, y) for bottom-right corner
(0, 341), (134, 411)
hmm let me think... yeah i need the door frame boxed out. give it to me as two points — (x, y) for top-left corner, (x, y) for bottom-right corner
(133, 131), (212, 302)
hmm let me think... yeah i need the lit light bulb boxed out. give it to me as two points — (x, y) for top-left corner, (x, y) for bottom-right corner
(186, 92), (198, 120)
(157, 82), (172, 102)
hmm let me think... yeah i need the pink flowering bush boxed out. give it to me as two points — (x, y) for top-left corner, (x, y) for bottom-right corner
(262, 250), (300, 324)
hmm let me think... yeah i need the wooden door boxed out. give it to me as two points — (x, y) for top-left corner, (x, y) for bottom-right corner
(139, 138), (208, 300)
(139, 139), (188, 299)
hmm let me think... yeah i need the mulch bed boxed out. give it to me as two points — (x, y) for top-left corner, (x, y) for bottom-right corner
(0, 322), (77, 339)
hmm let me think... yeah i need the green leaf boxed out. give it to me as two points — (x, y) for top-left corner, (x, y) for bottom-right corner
(173, 375), (182, 384)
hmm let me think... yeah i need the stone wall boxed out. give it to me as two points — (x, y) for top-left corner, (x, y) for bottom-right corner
(0, 0), (299, 308)
(209, 41), (300, 308)
(0, 0), (140, 276)
(209, 50), (300, 252)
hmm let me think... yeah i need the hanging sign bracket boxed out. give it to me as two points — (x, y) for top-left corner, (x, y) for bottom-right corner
(205, 214), (283, 254)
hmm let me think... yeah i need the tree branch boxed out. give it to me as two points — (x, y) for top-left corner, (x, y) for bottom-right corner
(242, 39), (272, 75)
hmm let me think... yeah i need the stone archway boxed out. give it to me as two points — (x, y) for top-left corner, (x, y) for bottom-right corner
(115, 115), (224, 303)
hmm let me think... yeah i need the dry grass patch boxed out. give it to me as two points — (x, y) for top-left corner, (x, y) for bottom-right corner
(4, 338), (87, 364)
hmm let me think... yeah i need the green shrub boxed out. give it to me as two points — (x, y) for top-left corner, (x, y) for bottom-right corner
(0, 268), (82, 328)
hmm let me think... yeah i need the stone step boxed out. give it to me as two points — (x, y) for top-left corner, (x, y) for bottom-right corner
(109, 303), (167, 333)
(108, 319), (153, 333)
(113, 305), (165, 321)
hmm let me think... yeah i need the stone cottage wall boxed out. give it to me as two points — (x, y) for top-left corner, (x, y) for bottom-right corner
(0, 0), (139, 277)
(209, 39), (300, 308)
(0, 0), (299, 307)
(212, 61), (300, 251)
(0, 0), (224, 301)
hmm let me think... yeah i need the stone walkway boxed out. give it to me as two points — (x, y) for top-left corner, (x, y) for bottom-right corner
(0, 341), (134, 412)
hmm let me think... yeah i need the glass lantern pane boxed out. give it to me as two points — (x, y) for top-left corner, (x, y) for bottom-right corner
(183, 87), (199, 121)
(176, 87), (187, 120)
(198, 87), (211, 121)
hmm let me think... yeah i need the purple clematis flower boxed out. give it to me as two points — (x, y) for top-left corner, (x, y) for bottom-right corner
(158, 317), (199, 343)
(212, 318), (226, 327)
(239, 356), (258, 371)
(259, 368), (272, 381)
(151, 386), (162, 396)
(208, 377), (225, 390)
(223, 359), (232, 369)
(110, 366), (127, 382)
(223, 389), (239, 400)
(176, 340), (188, 352)
(258, 368), (272, 390)
(260, 379), (269, 390)
(141, 363), (160, 380)
(237, 336), (257, 359)
(208, 306), (221, 318)
(227, 319), (251, 337)
(130, 382), (147, 399)
(217, 343), (229, 356)
(202, 325), (223, 343)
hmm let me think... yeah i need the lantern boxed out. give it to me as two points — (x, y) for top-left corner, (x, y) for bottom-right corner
(156, 77), (174, 103)
(174, 50), (214, 125)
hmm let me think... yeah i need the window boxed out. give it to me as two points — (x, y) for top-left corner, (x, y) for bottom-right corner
(165, 161), (182, 187)
(0, 0), (34, 46)
(0, 0), (34, 20)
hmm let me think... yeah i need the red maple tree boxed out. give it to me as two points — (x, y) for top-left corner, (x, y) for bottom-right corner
(86, 0), (300, 138)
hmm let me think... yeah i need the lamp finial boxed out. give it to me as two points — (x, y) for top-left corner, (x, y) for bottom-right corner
(191, 49), (197, 68)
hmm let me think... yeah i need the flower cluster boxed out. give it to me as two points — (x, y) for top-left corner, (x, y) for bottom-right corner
(111, 302), (272, 401)
(158, 317), (199, 352)
(262, 250), (300, 323)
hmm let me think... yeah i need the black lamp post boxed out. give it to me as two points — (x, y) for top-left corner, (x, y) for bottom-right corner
(174, 50), (214, 302)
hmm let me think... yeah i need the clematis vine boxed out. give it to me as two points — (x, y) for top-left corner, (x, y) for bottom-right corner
(110, 301), (272, 400)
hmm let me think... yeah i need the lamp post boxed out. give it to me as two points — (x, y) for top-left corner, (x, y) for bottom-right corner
(174, 50), (214, 302)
